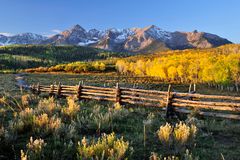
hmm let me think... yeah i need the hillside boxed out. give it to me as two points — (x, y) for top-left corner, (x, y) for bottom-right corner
(26, 44), (240, 86)
(0, 45), (127, 71)
(115, 44), (240, 85)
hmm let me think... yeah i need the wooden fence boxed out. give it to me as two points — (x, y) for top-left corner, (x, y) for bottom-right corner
(30, 83), (240, 120)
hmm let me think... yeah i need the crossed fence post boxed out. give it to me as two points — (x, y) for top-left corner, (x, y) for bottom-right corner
(115, 83), (121, 104)
(165, 84), (175, 119)
(77, 81), (82, 100)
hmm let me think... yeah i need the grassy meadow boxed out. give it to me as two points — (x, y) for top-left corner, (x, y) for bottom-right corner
(0, 73), (240, 160)
(1, 44), (240, 159)
(0, 45), (129, 72)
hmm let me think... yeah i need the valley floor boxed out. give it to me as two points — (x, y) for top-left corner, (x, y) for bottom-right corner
(0, 73), (240, 159)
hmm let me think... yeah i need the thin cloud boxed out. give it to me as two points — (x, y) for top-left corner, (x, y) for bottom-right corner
(42, 34), (53, 38)
(42, 29), (62, 37)
(51, 29), (62, 34)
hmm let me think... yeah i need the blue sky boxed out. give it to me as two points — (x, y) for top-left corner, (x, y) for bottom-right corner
(0, 0), (239, 42)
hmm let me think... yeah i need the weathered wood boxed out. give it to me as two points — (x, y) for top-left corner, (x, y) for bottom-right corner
(175, 108), (240, 120)
(174, 92), (240, 101)
(166, 84), (174, 118)
(31, 83), (240, 120)
(121, 87), (167, 95)
(188, 84), (192, 93)
(61, 85), (77, 89)
(121, 90), (166, 98)
(81, 91), (115, 97)
(77, 82), (82, 100)
(39, 85), (51, 88)
(115, 83), (121, 103)
(57, 82), (62, 97)
(32, 84), (36, 91)
(81, 95), (115, 102)
(173, 98), (240, 107)
(81, 88), (115, 94)
(166, 84), (171, 106)
(30, 84), (35, 93)
(59, 87), (77, 91)
(121, 95), (162, 102)
(60, 91), (75, 94)
(48, 89), (62, 92)
(49, 84), (55, 96)
(172, 102), (240, 112)
(36, 83), (40, 95)
(121, 99), (164, 108)
(82, 85), (114, 91)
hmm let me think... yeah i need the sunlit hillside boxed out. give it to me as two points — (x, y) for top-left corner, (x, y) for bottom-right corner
(26, 44), (240, 86)
(0, 45), (129, 72)
(116, 44), (240, 85)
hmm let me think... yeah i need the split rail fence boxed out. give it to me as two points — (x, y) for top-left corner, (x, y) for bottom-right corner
(30, 83), (240, 120)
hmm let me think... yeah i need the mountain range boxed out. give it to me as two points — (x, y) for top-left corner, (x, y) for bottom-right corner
(0, 24), (232, 53)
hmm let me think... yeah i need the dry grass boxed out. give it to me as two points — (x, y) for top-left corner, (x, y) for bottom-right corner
(62, 96), (80, 119)
(21, 137), (47, 160)
(1, 73), (240, 159)
(157, 123), (173, 146)
(157, 121), (198, 155)
(77, 132), (129, 159)
(174, 122), (197, 145)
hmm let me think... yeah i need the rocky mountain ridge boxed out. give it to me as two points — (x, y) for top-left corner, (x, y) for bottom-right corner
(0, 24), (232, 53)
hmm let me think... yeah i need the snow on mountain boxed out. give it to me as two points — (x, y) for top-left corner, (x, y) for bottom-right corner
(0, 35), (8, 44)
(0, 33), (13, 37)
(115, 28), (135, 43)
(144, 25), (172, 40)
(78, 40), (98, 46)
(88, 29), (101, 39)
(0, 33), (47, 45)
(0, 24), (232, 53)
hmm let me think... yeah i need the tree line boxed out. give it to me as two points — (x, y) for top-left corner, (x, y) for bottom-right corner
(25, 61), (111, 73)
(0, 45), (126, 70)
(116, 44), (240, 89)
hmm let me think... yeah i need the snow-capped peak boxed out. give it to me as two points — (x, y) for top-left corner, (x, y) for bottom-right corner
(143, 25), (172, 40)
(14, 33), (47, 40)
(114, 28), (135, 43)
(0, 24), (231, 53)
(70, 24), (86, 32)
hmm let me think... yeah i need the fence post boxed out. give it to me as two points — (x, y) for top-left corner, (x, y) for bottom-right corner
(36, 83), (40, 95)
(166, 84), (174, 119)
(31, 84), (35, 94)
(49, 83), (55, 96)
(115, 83), (121, 104)
(188, 84), (192, 93)
(193, 83), (196, 92)
(20, 85), (23, 94)
(57, 82), (62, 97)
(133, 83), (136, 88)
(77, 81), (82, 100)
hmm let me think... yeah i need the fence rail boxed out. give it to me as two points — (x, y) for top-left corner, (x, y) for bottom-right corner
(30, 83), (240, 120)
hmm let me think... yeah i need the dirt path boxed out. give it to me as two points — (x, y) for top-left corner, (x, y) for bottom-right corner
(15, 73), (30, 90)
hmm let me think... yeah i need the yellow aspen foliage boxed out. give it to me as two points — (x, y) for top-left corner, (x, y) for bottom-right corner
(99, 62), (106, 71)
(168, 66), (177, 81)
(115, 46), (240, 85)
(177, 65), (185, 82)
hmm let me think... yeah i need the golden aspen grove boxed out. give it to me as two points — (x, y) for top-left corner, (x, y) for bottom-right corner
(116, 44), (240, 87)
